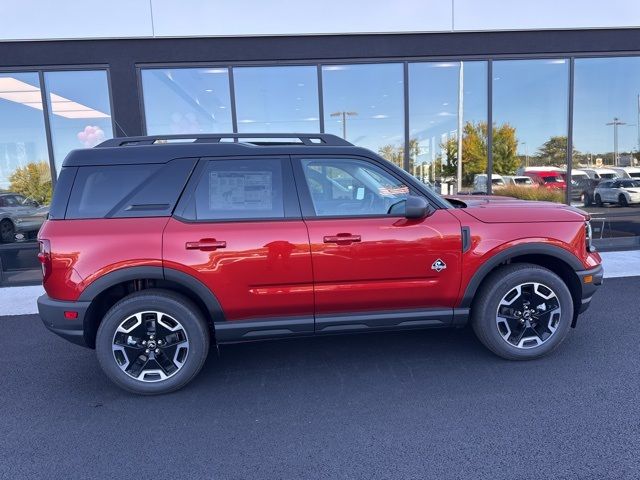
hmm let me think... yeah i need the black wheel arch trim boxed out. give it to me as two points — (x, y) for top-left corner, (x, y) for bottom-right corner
(78, 265), (225, 321)
(460, 243), (585, 309)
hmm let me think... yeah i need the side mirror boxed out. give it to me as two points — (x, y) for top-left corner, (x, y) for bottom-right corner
(404, 195), (433, 219)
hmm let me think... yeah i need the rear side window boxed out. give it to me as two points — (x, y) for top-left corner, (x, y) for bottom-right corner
(65, 158), (197, 219)
(183, 158), (285, 221)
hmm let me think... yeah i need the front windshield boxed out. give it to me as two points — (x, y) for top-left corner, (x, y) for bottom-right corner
(620, 180), (640, 188)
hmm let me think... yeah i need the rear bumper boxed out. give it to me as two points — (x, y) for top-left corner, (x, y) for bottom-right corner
(37, 295), (91, 347)
(575, 264), (604, 314)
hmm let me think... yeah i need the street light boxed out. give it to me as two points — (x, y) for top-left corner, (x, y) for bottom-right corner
(330, 111), (358, 139)
(606, 117), (626, 166)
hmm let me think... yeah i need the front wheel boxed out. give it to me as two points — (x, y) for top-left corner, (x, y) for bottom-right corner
(619, 194), (629, 207)
(471, 263), (574, 360)
(96, 289), (210, 395)
(0, 219), (15, 243)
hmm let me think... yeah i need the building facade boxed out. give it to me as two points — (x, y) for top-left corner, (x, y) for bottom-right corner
(1, 0), (640, 286)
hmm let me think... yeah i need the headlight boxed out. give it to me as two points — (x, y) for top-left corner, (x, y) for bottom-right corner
(585, 221), (595, 252)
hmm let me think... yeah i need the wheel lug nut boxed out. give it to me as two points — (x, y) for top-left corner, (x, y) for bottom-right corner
(150, 335), (155, 340)
(155, 349), (160, 354)
(145, 349), (150, 354)
(142, 340), (147, 345)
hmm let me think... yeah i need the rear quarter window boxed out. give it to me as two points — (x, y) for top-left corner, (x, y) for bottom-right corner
(65, 159), (197, 219)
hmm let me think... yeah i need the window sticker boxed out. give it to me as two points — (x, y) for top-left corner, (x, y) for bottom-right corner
(209, 171), (273, 210)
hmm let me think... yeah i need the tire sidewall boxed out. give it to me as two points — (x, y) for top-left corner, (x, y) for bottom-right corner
(96, 292), (209, 395)
(473, 266), (574, 360)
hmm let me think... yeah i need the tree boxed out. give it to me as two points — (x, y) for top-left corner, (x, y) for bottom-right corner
(436, 121), (518, 185)
(536, 136), (578, 167)
(377, 139), (420, 169)
(9, 162), (52, 205)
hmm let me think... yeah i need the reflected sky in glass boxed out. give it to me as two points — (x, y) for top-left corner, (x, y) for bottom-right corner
(322, 64), (404, 155)
(44, 70), (114, 173)
(142, 68), (233, 135)
(493, 59), (568, 158)
(0, 72), (50, 190)
(574, 57), (640, 156)
(234, 66), (319, 133)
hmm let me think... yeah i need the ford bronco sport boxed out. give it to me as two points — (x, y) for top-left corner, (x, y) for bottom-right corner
(37, 134), (603, 395)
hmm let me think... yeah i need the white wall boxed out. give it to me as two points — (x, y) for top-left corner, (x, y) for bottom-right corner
(0, 0), (639, 42)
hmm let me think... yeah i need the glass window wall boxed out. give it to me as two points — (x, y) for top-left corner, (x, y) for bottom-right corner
(233, 66), (319, 133)
(141, 68), (233, 134)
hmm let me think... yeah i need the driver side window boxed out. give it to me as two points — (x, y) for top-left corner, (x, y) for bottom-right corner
(301, 158), (410, 217)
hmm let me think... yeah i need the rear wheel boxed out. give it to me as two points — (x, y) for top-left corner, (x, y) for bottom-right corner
(471, 264), (574, 360)
(595, 194), (603, 207)
(619, 194), (629, 207)
(96, 289), (210, 395)
(0, 219), (15, 243)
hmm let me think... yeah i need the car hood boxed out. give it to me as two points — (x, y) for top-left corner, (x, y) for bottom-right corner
(445, 195), (588, 223)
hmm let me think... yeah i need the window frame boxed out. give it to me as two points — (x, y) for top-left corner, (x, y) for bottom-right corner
(173, 155), (302, 223)
(291, 154), (425, 220)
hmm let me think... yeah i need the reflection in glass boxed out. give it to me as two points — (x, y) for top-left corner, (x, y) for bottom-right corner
(44, 70), (114, 173)
(408, 61), (487, 194)
(492, 59), (568, 202)
(234, 66), (319, 133)
(322, 64), (404, 168)
(141, 68), (233, 135)
(0, 72), (51, 205)
(574, 57), (640, 243)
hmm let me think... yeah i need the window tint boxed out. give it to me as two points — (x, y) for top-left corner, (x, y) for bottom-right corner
(67, 164), (160, 219)
(187, 159), (285, 220)
(65, 159), (197, 219)
(301, 158), (410, 217)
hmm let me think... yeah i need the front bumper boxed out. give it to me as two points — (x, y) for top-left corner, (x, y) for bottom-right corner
(575, 264), (604, 314)
(37, 295), (91, 347)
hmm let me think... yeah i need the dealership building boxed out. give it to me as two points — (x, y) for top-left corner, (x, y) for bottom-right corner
(1, 0), (640, 287)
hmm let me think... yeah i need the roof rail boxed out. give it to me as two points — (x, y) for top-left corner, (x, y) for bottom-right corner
(96, 133), (352, 148)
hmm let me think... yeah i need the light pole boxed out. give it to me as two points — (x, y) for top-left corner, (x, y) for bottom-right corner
(330, 111), (358, 139)
(606, 117), (626, 166)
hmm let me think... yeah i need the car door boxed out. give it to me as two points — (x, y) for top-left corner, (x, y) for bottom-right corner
(292, 155), (462, 331)
(163, 156), (314, 339)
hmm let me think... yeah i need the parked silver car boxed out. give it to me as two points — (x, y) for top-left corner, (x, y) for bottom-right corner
(0, 193), (49, 243)
(593, 179), (640, 207)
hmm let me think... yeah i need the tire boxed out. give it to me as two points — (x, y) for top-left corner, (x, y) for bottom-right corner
(96, 289), (210, 395)
(0, 219), (15, 243)
(471, 263), (574, 361)
(595, 194), (603, 207)
(619, 194), (629, 207)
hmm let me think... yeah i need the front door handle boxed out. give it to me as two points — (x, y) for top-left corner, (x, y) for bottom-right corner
(323, 233), (361, 245)
(185, 239), (227, 251)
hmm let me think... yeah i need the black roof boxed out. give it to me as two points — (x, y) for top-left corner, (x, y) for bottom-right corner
(62, 133), (374, 167)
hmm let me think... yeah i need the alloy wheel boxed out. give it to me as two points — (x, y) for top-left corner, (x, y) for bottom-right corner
(112, 311), (189, 382)
(495, 282), (562, 349)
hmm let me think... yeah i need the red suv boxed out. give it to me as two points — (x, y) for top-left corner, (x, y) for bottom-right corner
(38, 134), (603, 394)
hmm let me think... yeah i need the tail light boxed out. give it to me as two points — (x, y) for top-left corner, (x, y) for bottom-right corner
(38, 239), (51, 281)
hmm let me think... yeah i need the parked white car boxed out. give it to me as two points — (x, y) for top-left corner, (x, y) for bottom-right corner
(473, 174), (505, 192)
(610, 166), (640, 179)
(503, 175), (535, 187)
(580, 167), (621, 180)
(593, 178), (640, 207)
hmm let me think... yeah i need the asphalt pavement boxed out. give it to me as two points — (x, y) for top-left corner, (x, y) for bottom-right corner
(1, 278), (639, 480)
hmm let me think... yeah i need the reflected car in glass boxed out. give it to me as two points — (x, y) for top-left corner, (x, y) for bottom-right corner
(0, 193), (49, 243)
(594, 179), (640, 207)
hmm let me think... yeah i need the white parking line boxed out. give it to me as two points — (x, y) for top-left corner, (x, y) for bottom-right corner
(0, 251), (637, 317)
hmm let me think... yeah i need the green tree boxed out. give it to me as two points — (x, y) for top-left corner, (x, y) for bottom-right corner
(492, 123), (519, 175)
(377, 139), (420, 169)
(536, 136), (578, 167)
(9, 162), (52, 205)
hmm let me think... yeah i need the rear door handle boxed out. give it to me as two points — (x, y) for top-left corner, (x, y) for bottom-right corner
(185, 239), (227, 251)
(323, 233), (361, 245)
